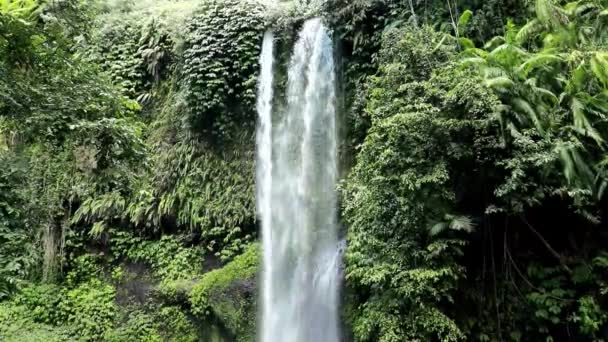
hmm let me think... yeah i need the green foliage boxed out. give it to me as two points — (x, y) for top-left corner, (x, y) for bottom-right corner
(155, 306), (199, 342)
(182, 0), (264, 138)
(104, 310), (162, 342)
(105, 306), (199, 342)
(8, 280), (116, 341)
(121, 234), (204, 283)
(3, 1), (608, 342)
(2, 281), (199, 341)
(0, 303), (71, 342)
(190, 243), (259, 341)
(62, 280), (117, 341)
(342, 25), (504, 341)
(0, 153), (36, 299)
(65, 254), (102, 286)
(86, 17), (174, 99)
(572, 295), (607, 336)
(0, 0), (40, 19)
(145, 141), (256, 260)
(459, 0), (608, 214)
(15, 284), (69, 325)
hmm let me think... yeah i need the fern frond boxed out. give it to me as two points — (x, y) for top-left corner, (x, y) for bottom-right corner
(462, 48), (488, 58)
(525, 78), (559, 104)
(89, 221), (108, 238)
(448, 216), (476, 233)
(536, 0), (569, 29)
(513, 97), (544, 133)
(591, 53), (608, 87)
(485, 76), (516, 90)
(517, 53), (563, 76)
(484, 67), (508, 78)
(489, 44), (528, 67)
(516, 19), (542, 45)
(460, 57), (487, 67)
(571, 97), (604, 145)
(483, 36), (506, 50)
(458, 37), (475, 49)
(458, 9), (473, 36)
(429, 215), (475, 236)
(429, 222), (448, 237)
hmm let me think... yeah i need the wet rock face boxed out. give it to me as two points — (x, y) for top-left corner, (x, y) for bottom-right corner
(114, 262), (155, 306)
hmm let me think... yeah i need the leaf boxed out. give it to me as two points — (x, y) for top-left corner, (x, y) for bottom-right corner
(429, 222), (448, 237)
(513, 98), (544, 133)
(571, 97), (603, 146)
(458, 10), (473, 35)
(517, 53), (563, 76)
(458, 37), (475, 49)
(460, 57), (487, 67)
(535, 0), (568, 29)
(516, 19), (542, 44)
(89, 221), (108, 238)
(448, 216), (476, 233)
(485, 76), (516, 89)
(483, 36), (506, 50)
(590, 53), (608, 87)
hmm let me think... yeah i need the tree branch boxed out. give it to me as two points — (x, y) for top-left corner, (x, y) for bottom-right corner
(520, 216), (571, 274)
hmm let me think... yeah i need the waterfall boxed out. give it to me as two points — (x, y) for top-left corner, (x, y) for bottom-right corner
(257, 30), (275, 341)
(256, 18), (341, 342)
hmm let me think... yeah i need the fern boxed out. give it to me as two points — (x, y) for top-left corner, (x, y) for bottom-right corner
(535, 0), (569, 29)
(0, 0), (40, 19)
(430, 215), (476, 237)
(516, 19), (543, 45)
(590, 53), (608, 87)
(517, 53), (563, 76)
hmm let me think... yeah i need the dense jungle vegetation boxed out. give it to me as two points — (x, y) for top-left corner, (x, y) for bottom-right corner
(1, 0), (608, 341)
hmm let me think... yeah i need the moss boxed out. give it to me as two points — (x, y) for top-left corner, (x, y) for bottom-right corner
(189, 243), (259, 342)
(156, 278), (197, 304)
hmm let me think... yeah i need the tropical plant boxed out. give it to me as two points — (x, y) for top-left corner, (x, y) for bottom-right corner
(460, 0), (608, 212)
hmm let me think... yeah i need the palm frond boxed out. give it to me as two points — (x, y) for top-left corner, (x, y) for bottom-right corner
(483, 36), (506, 50)
(458, 37), (475, 49)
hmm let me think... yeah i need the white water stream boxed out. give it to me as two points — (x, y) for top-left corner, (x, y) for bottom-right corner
(256, 18), (341, 342)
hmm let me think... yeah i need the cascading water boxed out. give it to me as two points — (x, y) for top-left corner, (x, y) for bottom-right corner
(256, 18), (341, 342)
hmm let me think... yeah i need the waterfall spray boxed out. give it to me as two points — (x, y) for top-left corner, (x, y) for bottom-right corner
(256, 18), (341, 342)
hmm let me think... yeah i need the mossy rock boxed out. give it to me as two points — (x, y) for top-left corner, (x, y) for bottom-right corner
(189, 243), (259, 342)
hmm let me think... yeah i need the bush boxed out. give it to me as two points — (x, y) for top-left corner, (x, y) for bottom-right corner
(0, 303), (71, 342)
(62, 279), (117, 341)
